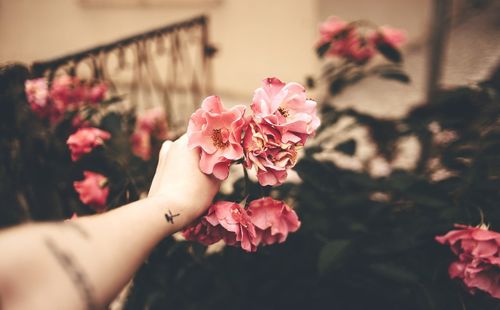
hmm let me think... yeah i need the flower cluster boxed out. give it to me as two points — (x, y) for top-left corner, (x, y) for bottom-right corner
(436, 224), (500, 298)
(130, 107), (169, 161)
(188, 77), (319, 185)
(183, 197), (301, 252)
(184, 77), (318, 252)
(25, 76), (108, 125)
(317, 16), (406, 63)
(24, 75), (115, 213)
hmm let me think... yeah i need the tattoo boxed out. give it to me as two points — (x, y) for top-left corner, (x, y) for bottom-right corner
(63, 221), (90, 239)
(44, 238), (97, 310)
(164, 210), (180, 224)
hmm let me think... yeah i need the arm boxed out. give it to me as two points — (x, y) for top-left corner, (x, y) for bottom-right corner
(0, 135), (219, 310)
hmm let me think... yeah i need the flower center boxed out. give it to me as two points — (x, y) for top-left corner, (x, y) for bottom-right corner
(278, 106), (290, 118)
(211, 128), (229, 149)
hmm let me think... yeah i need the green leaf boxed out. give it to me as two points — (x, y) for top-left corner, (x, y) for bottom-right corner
(316, 42), (331, 58)
(334, 139), (357, 156)
(329, 78), (345, 95)
(379, 71), (410, 83)
(369, 263), (419, 284)
(317, 239), (352, 274)
(376, 41), (403, 63)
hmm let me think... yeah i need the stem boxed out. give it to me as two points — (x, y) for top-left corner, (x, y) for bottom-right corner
(242, 164), (250, 199)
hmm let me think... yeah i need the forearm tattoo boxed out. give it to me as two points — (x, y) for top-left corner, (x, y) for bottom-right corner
(164, 210), (180, 224)
(44, 237), (97, 310)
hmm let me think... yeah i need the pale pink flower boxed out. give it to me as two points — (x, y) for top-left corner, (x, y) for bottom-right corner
(243, 119), (298, 186)
(87, 82), (108, 103)
(73, 171), (109, 212)
(436, 224), (500, 298)
(317, 16), (350, 57)
(251, 77), (320, 143)
(188, 96), (246, 180)
(130, 107), (169, 161)
(25, 78), (49, 113)
(248, 197), (301, 245)
(67, 127), (111, 161)
(136, 107), (169, 140)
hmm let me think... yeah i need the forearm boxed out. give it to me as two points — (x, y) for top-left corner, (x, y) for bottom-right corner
(0, 195), (194, 310)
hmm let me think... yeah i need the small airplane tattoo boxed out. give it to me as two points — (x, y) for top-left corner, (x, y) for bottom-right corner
(164, 210), (180, 224)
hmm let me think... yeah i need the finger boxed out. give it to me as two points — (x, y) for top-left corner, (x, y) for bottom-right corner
(148, 140), (172, 197)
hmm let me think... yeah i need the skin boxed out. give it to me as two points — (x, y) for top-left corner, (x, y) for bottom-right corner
(0, 134), (220, 310)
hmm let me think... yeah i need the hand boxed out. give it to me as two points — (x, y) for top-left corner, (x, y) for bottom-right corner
(148, 134), (221, 221)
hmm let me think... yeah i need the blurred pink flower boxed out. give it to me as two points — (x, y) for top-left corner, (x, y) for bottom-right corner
(436, 224), (500, 298)
(318, 16), (350, 56)
(87, 82), (108, 103)
(67, 127), (111, 161)
(370, 26), (406, 48)
(344, 31), (376, 63)
(130, 129), (152, 161)
(73, 171), (109, 212)
(248, 197), (301, 245)
(187, 96), (246, 180)
(243, 119), (298, 186)
(251, 77), (320, 143)
(50, 75), (86, 108)
(25, 78), (49, 114)
(130, 107), (169, 161)
(136, 107), (169, 140)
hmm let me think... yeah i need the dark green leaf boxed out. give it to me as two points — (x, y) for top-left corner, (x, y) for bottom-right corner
(376, 42), (402, 63)
(318, 239), (352, 274)
(316, 41), (331, 58)
(380, 71), (410, 83)
(329, 78), (345, 95)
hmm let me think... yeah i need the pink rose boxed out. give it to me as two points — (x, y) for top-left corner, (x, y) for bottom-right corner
(187, 96), (246, 180)
(86, 82), (108, 103)
(67, 127), (111, 161)
(436, 224), (500, 298)
(130, 107), (169, 161)
(243, 119), (298, 186)
(50, 75), (86, 108)
(344, 31), (376, 63)
(25, 78), (49, 115)
(136, 107), (169, 140)
(182, 218), (225, 246)
(251, 77), (320, 144)
(184, 201), (258, 252)
(205, 201), (257, 252)
(73, 171), (109, 212)
(130, 129), (152, 161)
(248, 197), (301, 245)
(317, 16), (349, 51)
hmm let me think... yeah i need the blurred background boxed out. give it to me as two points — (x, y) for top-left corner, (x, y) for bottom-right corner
(2, 0), (497, 109)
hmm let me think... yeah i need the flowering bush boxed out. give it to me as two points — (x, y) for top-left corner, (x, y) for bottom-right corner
(312, 16), (409, 96)
(18, 73), (169, 216)
(183, 77), (317, 251)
